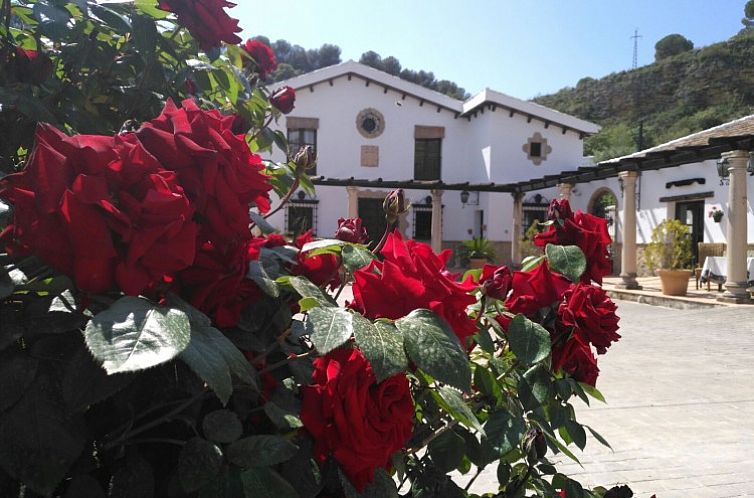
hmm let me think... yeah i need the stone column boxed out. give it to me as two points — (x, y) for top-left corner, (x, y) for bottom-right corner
(430, 189), (443, 253)
(346, 186), (359, 219)
(557, 182), (573, 201)
(718, 150), (752, 303)
(615, 171), (642, 289)
(511, 192), (524, 267)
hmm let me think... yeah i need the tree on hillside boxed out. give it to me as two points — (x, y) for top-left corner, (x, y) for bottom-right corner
(382, 56), (402, 75)
(741, 0), (754, 31)
(655, 34), (694, 61)
(359, 51), (384, 71)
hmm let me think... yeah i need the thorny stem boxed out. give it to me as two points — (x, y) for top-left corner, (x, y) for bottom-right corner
(372, 220), (395, 255)
(263, 177), (299, 220)
(406, 420), (458, 454)
(258, 350), (314, 375)
(123, 438), (186, 447)
(475, 295), (487, 326)
(249, 114), (274, 142)
(104, 391), (207, 449)
(250, 328), (291, 366)
(464, 466), (484, 492)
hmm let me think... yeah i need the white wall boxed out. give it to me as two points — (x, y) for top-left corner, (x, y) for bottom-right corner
(268, 75), (590, 244)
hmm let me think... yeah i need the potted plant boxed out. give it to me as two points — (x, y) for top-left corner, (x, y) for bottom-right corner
(709, 206), (724, 223)
(645, 219), (694, 296)
(458, 236), (495, 268)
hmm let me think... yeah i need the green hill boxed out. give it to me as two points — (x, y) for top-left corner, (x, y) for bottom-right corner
(533, 32), (754, 161)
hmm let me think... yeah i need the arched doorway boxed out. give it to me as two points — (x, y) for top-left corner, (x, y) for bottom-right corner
(588, 188), (618, 219)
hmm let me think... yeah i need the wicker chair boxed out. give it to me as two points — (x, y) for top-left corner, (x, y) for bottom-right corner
(696, 243), (726, 291)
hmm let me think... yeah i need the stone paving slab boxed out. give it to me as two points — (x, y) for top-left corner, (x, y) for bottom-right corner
(466, 301), (754, 497)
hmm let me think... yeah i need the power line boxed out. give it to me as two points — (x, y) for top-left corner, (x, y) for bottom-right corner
(631, 28), (642, 69)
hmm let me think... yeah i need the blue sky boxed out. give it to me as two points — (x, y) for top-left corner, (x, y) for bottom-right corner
(233, 0), (747, 100)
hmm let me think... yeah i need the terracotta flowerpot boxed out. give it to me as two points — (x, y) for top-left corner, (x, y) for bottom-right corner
(469, 258), (488, 269)
(657, 269), (693, 296)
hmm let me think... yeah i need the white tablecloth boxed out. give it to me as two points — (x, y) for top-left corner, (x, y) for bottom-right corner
(700, 256), (754, 285)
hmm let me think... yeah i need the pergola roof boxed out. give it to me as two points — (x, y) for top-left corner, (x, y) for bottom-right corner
(311, 115), (754, 195)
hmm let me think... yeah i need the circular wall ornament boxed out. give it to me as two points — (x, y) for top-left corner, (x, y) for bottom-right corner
(356, 108), (385, 138)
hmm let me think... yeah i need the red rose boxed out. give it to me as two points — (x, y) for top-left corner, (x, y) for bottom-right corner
(177, 240), (260, 327)
(14, 47), (53, 85)
(158, 0), (242, 51)
(0, 124), (198, 295)
(335, 217), (368, 244)
(552, 333), (599, 387)
(135, 99), (272, 250)
(480, 264), (512, 300)
(559, 283), (620, 354)
(293, 230), (341, 288)
(352, 231), (477, 345)
(300, 348), (414, 492)
(270, 86), (296, 114)
(504, 262), (571, 317)
(534, 201), (612, 284)
(230, 114), (251, 135)
(242, 39), (277, 79)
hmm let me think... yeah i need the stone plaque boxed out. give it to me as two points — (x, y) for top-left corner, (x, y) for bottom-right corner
(361, 145), (379, 167)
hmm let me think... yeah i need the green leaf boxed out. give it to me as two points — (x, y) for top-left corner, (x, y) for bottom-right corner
(585, 425), (613, 450)
(538, 423), (581, 465)
(83, 296), (190, 374)
(298, 297), (322, 312)
(89, 3), (132, 33)
(0, 268), (14, 300)
(545, 244), (586, 282)
(521, 254), (544, 272)
(228, 436), (299, 468)
(341, 244), (375, 272)
(263, 401), (303, 430)
(300, 238), (347, 253)
(519, 365), (551, 410)
(306, 307), (355, 354)
(434, 385), (485, 435)
(458, 429), (498, 468)
(351, 316), (407, 382)
(507, 314), (551, 365)
(249, 210), (278, 234)
(178, 438), (224, 493)
(248, 260), (280, 297)
(579, 382), (606, 403)
(564, 477), (585, 498)
(0, 351), (38, 412)
(473, 365), (502, 405)
(61, 346), (134, 414)
(240, 467), (299, 498)
(0, 373), (85, 496)
(395, 309), (471, 392)
(484, 410), (526, 456)
(564, 420), (587, 450)
(203, 410), (243, 444)
(428, 429), (466, 473)
(180, 325), (258, 405)
(287, 276), (337, 307)
(135, 0), (170, 19)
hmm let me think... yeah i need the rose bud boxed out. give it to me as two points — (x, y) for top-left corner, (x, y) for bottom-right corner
(482, 265), (512, 300)
(293, 145), (316, 174)
(14, 47), (53, 85)
(534, 430), (547, 459)
(231, 114), (251, 135)
(335, 217), (368, 244)
(546, 198), (573, 223)
(383, 189), (409, 224)
(270, 86), (296, 114)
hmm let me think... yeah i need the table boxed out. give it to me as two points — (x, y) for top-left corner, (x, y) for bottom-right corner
(700, 256), (754, 286)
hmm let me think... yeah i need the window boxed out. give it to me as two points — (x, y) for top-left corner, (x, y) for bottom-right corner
(287, 128), (317, 175)
(529, 142), (542, 158)
(413, 207), (432, 240)
(286, 199), (318, 237)
(414, 138), (441, 180)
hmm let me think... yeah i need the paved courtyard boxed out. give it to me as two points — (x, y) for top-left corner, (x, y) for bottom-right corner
(469, 301), (754, 497)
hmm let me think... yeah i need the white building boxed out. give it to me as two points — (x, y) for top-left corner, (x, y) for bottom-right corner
(267, 60), (599, 263)
(267, 61), (754, 302)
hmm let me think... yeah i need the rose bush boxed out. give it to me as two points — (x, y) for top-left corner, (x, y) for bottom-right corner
(0, 2), (631, 497)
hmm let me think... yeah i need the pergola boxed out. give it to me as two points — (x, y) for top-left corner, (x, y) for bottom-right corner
(312, 115), (754, 303)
